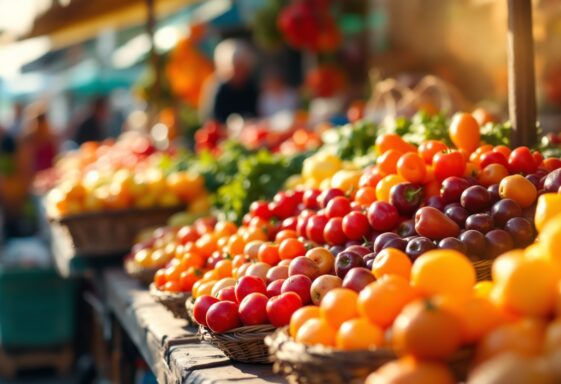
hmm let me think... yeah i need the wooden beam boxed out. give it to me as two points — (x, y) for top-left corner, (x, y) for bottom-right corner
(507, 0), (537, 147)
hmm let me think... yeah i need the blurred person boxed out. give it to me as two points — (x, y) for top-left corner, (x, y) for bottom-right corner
(200, 39), (258, 123)
(8, 102), (24, 137)
(0, 127), (34, 238)
(258, 68), (299, 117)
(19, 103), (58, 173)
(73, 97), (109, 144)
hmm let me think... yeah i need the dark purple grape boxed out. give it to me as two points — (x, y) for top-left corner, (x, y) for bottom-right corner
(465, 213), (494, 234)
(382, 237), (408, 252)
(397, 219), (417, 238)
(345, 240), (362, 247)
(461, 185), (491, 213)
(485, 229), (514, 259)
(426, 195), (446, 211)
(363, 252), (377, 270)
(373, 232), (400, 254)
(444, 202), (462, 211)
(438, 237), (467, 254)
(525, 174), (541, 189)
(504, 217), (535, 247)
(445, 205), (469, 227)
(491, 199), (522, 227)
(459, 230), (486, 257)
(329, 245), (345, 256)
(405, 237), (436, 261)
(441, 177), (471, 203)
(487, 184), (500, 204)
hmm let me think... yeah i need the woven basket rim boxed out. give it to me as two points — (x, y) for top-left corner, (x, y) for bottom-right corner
(49, 204), (185, 223)
(201, 324), (277, 337)
(149, 283), (191, 301)
(267, 327), (395, 359)
(268, 326), (473, 362)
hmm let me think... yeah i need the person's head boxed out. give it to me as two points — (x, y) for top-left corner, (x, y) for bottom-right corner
(24, 101), (50, 137)
(213, 39), (255, 84)
(92, 97), (109, 120)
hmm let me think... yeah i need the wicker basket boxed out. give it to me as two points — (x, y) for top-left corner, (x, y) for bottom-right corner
(149, 284), (191, 320)
(266, 327), (473, 384)
(185, 296), (196, 325)
(48, 205), (184, 256)
(200, 324), (276, 364)
(124, 258), (159, 286)
(473, 259), (493, 281)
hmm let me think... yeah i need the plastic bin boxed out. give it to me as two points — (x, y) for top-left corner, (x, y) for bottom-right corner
(0, 267), (76, 348)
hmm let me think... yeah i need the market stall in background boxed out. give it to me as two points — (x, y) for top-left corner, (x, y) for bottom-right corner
(2, 0), (561, 383)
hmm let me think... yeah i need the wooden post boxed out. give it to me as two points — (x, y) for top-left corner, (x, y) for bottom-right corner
(507, 0), (537, 147)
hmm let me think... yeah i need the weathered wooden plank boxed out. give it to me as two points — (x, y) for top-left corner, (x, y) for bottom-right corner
(104, 270), (285, 384)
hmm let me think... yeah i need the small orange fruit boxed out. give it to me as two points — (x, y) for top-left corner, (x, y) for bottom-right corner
(320, 288), (359, 329)
(372, 248), (412, 280)
(290, 306), (321, 337)
(411, 249), (476, 297)
(366, 356), (455, 384)
(335, 318), (384, 350)
(295, 318), (336, 347)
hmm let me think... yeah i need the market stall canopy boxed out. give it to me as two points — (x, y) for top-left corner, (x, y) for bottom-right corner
(23, 0), (198, 48)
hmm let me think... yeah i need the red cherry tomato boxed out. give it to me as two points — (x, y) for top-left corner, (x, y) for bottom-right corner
(206, 301), (241, 333)
(342, 211), (370, 240)
(193, 295), (220, 327)
(266, 291), (303, 327)
(235, 275), (267, 303)
(323, 217), (347, 245)
(508, 147), (538, 175)
(479, 151), (508, 170)
(433, 151), (466, 181)
(239, 292), (269, 326)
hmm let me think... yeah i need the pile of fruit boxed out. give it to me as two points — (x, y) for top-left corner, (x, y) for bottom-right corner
(125, 111), (561, 382)
(42, 133), (209, 217)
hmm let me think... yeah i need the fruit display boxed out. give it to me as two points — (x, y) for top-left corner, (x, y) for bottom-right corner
(43, 133), (209, 218)
(119, 109), (561, 383)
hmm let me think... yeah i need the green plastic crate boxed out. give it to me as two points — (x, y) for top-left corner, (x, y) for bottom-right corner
(0, 267), (76, 348)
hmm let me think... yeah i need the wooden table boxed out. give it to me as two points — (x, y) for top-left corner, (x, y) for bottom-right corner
(103, 269), (285, 384)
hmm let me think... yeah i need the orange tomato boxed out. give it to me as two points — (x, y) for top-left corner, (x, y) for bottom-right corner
(470, 144), (493, 166)
(203, 269), (218, 281)
(215, 259), (233, 278)
(375, 174), (405, 202)
(279, 238), (307, 260)
(335, 318), (384, 350)
(181, 252), (205, 269)
(376, 134), (417, 155)
(320, 288), (359, 329)
(179, 267), (203, 292)
(290, 306), (321, 337)
(411, 249), (476, 297)
(472, 108), (495, 126)
(214, 221), (237, 237)
(358, 275), (418, 328)
(226, 234), (246, 256)
(154, 269), (167, 288)
(372, 248), (412, 280)
(377, 149), (403, 176)
(354, 187), (376, 206)
(463, 162), (478, 178)
(296, 318), (336, 347)
(163, 280), (182, 293)
(243, 226), (268, 243)
(275, 229), (298, 242)
(393, 298), (462, 360)
(195, 233), (218, 258)
(397, 153), (427, 183)
(498, 174), (537, 209)
(258, 242), (280, 266)
(449, 113), (480, 155)
(478, 163), (509, 187)
(164, 264), (182, 282)
(194, 280), (217, 298)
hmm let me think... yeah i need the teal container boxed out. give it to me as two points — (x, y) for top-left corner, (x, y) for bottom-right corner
(0, 267), (76, 348)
